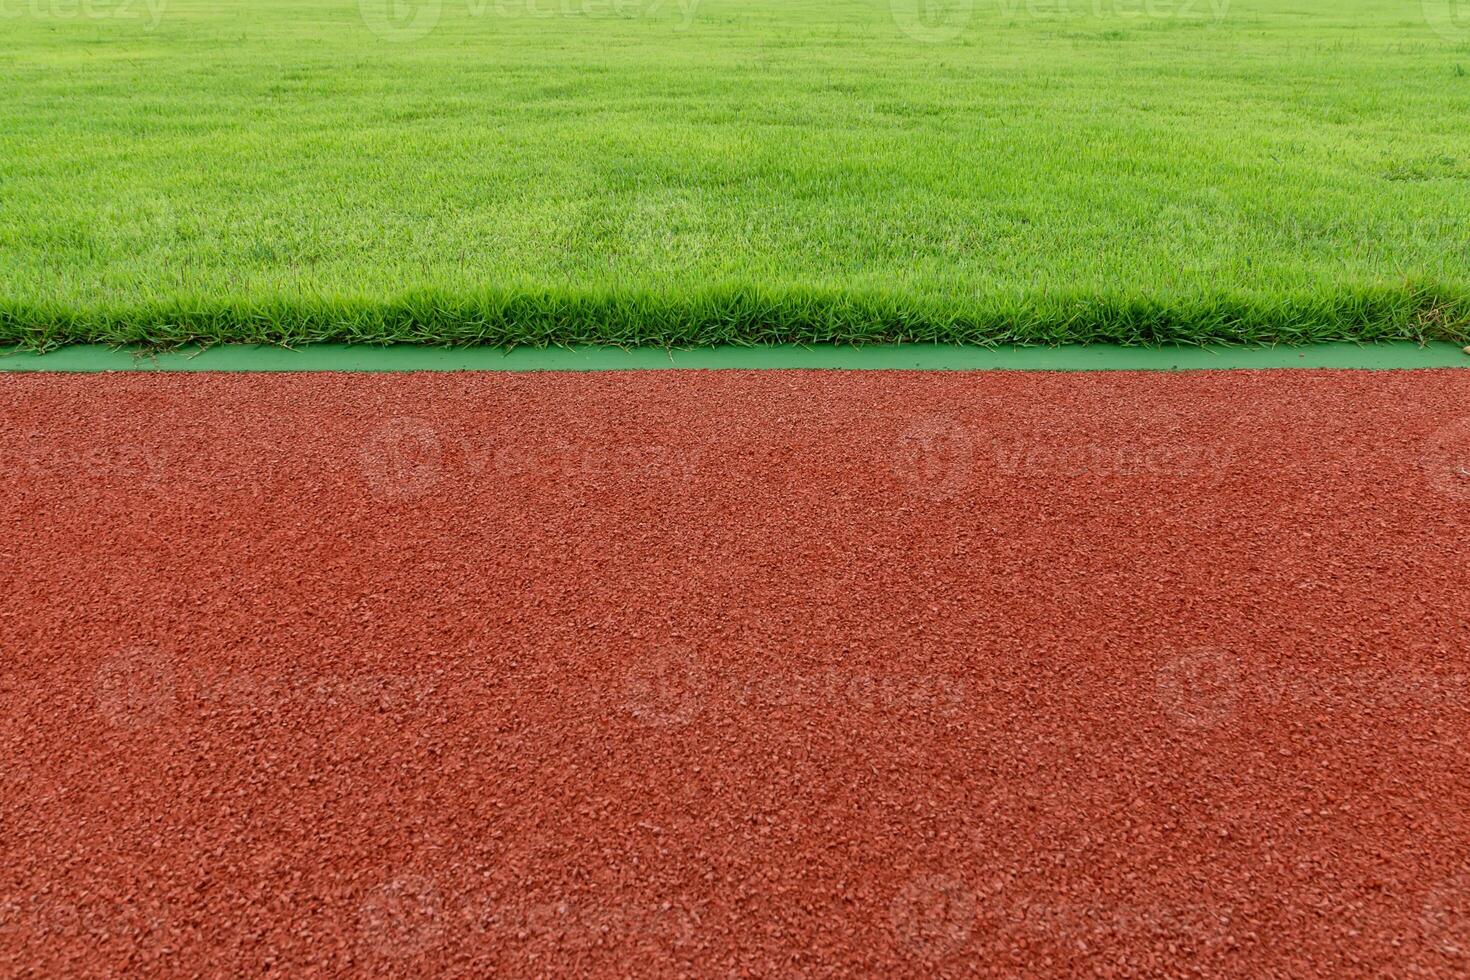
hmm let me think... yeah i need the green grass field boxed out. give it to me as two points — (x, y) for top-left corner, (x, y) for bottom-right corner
(3, 0), (1470, 348)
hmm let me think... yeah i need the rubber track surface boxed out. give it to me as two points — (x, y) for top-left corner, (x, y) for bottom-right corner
(2, 370), (1469, 976)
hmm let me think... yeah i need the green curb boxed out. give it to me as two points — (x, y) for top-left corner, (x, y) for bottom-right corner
(2, 342), (1468, 373)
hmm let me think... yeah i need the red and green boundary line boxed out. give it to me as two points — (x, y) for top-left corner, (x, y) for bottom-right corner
(2, 342), (1469, 373)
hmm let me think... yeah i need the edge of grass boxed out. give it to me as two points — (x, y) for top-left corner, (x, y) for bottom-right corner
(3, 283), (1468, 353)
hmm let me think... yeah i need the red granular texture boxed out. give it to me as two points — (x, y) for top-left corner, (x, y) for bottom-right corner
(1, 368), (1469, 977)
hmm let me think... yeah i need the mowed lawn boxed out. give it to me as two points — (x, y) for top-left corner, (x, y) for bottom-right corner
(2, 0), (1469, 347)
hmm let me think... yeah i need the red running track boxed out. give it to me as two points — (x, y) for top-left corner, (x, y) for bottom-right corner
(2, 369), (1469, 976)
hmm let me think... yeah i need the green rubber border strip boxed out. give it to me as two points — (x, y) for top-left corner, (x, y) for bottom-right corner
(2, 342), (1468, 372)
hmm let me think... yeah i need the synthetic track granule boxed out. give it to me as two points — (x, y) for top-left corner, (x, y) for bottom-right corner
(2, 370), (1468, 975)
